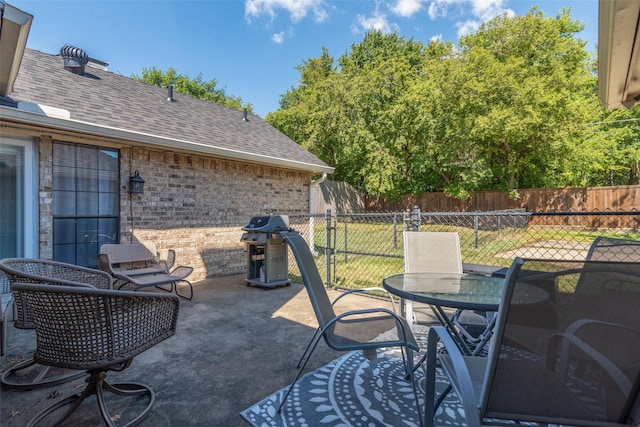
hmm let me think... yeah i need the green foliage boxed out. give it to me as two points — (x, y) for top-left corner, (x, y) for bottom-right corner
(267, 7), (635, 200)
(132, 67), (253, 113)
(589, 107), (640, 185)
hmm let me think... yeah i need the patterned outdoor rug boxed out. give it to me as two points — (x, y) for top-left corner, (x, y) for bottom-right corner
(240, 348), (467, 427)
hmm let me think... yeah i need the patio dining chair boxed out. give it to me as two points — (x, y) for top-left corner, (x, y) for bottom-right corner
(0, 258), (113, 390)
(12, 282), (179, 427)
(278, 229), (423, 424)
(403, 231), (487, 345)
(403, 231), (461, 325)
(425, 258), (640, 427)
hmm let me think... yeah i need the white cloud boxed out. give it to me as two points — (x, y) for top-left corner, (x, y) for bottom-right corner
(272, 31), (286, 43)
(469, 0), (513, 21)
(427, 0), (450, 20)
(244, 0), (515, 42)
(426, 0), (513, 35)
(352, 10), (400, 34)
(426, 0), (512, 20)
(245, 0), (329, 23)
(456, 19), (480, 37)
(390, 0), (425, 18)
(271, 27), (293, 43)
(430, 33), (443, 42)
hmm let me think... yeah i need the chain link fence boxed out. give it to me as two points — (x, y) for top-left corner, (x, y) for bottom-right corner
(283, 208), (640, 291)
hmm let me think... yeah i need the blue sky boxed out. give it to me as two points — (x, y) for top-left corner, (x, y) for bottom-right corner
(9, 0), (600, 117)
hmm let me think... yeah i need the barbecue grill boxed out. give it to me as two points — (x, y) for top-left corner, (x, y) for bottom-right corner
(240, 215), (291, 289)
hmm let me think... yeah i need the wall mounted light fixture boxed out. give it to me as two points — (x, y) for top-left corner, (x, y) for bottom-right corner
(129, 170), (145, 194)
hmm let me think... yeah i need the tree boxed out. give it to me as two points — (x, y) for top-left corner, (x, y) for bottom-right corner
(267, 7), (623, 200)
(132, 67), (253, 113)
(268, 32), (438, 198)
(430, 7), (601, 197)
(590, 107), (640, 186)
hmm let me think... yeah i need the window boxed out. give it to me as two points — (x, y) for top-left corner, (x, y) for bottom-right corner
(53, 142), (119, 267)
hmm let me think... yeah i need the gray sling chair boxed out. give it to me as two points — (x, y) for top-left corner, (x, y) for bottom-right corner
(0, 258), (113, 390)
(278, 230), (423, 424)
(425, 257), (640, 427)
(11, 283), (179, 427)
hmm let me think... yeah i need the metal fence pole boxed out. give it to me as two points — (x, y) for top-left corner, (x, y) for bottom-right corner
(326, 209), (332, 288)
(333, 213), (338, 286)
(393, 214), (398, 248)
(474, 214), (479, 248)
(412, 205), (420, 231)
(343, 215), (348, 262)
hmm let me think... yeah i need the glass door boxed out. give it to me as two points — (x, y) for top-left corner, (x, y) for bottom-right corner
(0, 138), (36, 258)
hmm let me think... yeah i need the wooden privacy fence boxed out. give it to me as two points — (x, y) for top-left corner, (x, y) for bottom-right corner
(365, 185), (640, 229)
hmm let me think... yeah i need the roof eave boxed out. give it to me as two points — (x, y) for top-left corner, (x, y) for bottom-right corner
(598, 0), (640, 109)
(0, 2), (33, 97)
(0, 105), (335, 174)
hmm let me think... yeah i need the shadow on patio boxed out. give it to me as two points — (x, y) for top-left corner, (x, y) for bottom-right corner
(0, 274), (398, 426)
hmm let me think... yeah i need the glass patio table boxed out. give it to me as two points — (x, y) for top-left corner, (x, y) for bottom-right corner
(383, 272), (506, 356)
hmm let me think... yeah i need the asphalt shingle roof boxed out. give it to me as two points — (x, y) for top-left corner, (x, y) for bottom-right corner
(6, 48), (332, 173)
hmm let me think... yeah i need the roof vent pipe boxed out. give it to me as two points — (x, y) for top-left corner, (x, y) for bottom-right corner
(309, 172), (327, 214)
(242, 108), (248, 121)
(60, 45), (89, 75)
(167, 85), (173, 102)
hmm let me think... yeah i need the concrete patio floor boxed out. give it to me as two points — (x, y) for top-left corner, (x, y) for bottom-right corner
(0, 274), (402, 426)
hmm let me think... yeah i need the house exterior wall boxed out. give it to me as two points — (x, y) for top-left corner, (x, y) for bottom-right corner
(36, 138), (312, 281)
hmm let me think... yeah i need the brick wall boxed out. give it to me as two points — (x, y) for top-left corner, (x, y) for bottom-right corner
(37, 141), (312, 281)
(38, 136), (53, 260)
(120, 147), (311, 280)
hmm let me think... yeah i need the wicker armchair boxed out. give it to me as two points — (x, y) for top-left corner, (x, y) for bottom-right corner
(0, 258), (113, 390)
(12, 283), (179, 427)
(1, 273), (14, 356)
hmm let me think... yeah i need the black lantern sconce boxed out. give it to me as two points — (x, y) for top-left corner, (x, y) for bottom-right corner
(129, 170), (145, 194)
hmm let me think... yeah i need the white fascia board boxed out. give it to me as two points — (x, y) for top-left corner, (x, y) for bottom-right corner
(0, 2), (33, 96)
(598, 0), (640, 109)
(0, 105), (335, 174)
